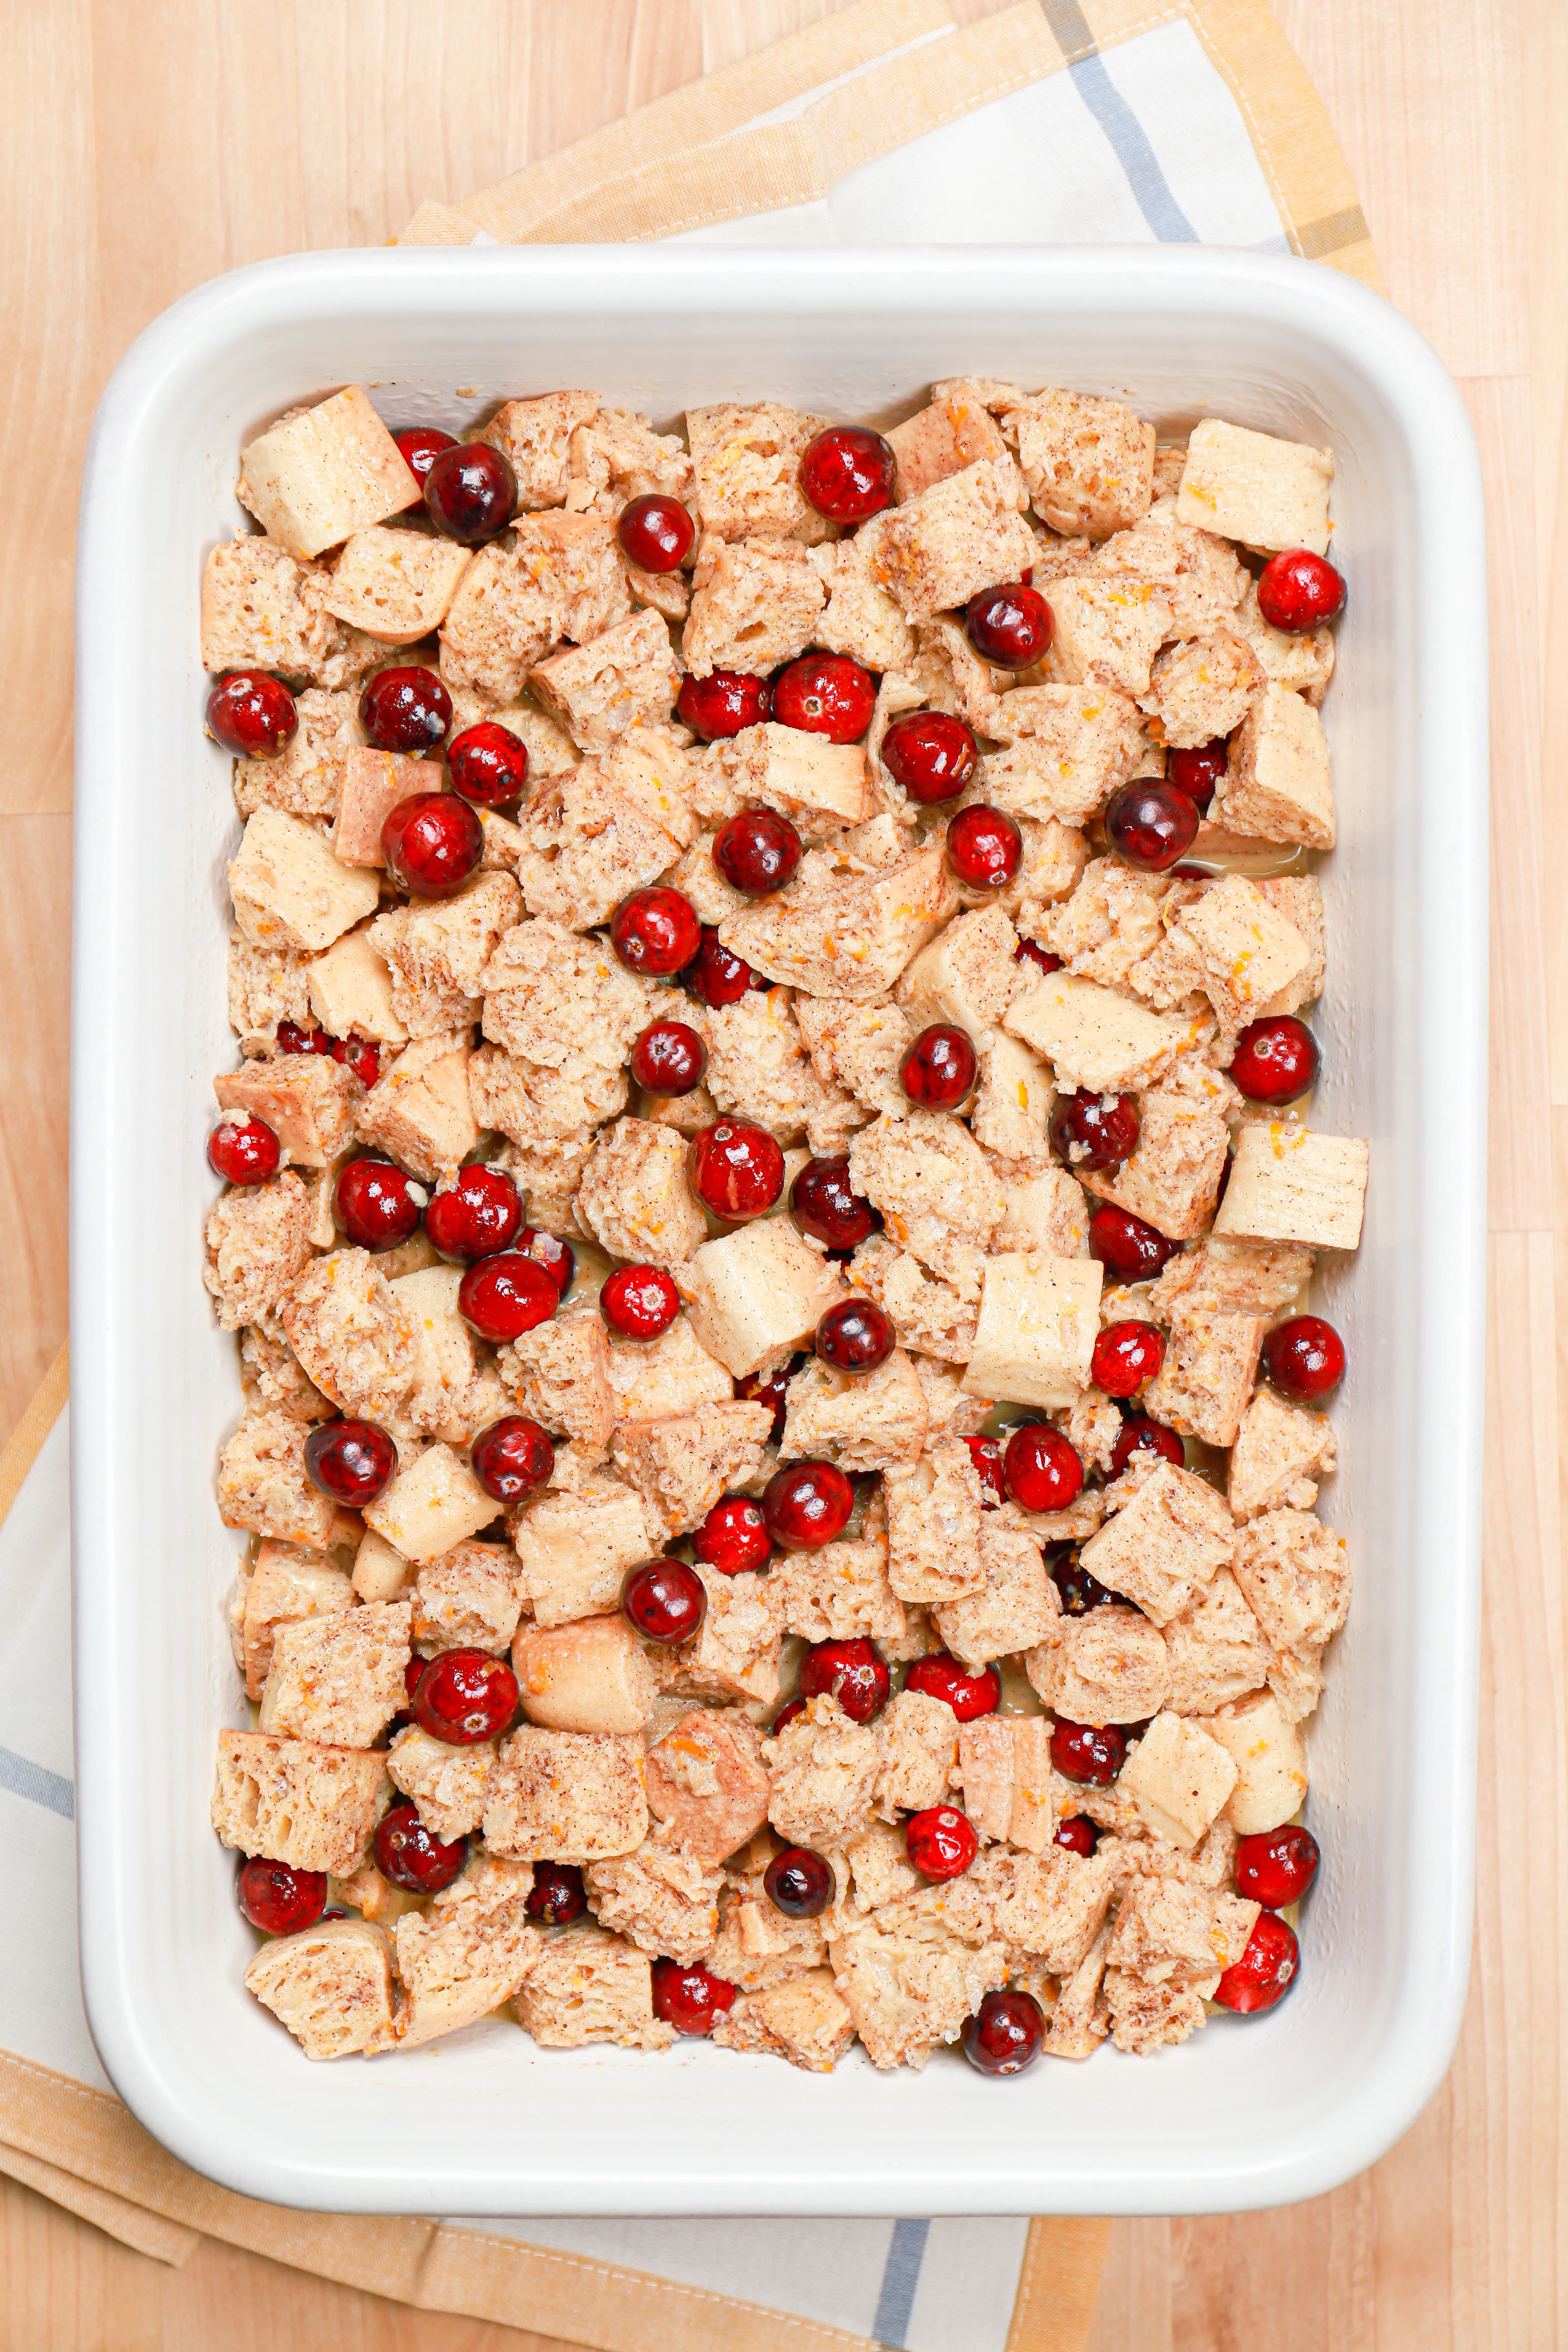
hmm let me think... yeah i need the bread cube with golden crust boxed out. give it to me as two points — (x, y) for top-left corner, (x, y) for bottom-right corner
(201, 535), (342, 681)
(214, 1057), (364, 1172)
(1198, 1689), (1309, 1834)
(1141, 1300), (1267, 1447)
(809, 536), (917, 673)
(644, 1708), (770, 1866)
(960, 1252), (1101, 1411)
(321, 526), (472, 643)
(233, 686), (356, 825)
(951, 1717), (1058, 1854)
(392, 1855), (541, 2048)
(887, 385), (1012, 503)
(515, 1924), (674, 2050)
(245, 1917), (399, 2059)
(512, 1614), (659, 1737)
(228, 807), (381, 957)
(1080, 1461), (1235, 1625)
(1004, 969), (1193, 1094)
(687, 401), (833, 544)
(673, 1564), (783, 1708)
(1211, 682), (1335, 850)
(204, 1172), (314, 1337)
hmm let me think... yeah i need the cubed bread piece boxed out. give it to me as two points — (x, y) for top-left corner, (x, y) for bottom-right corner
(216, 1406), (335, 1544)
(1161, 1568), (1272, 1716)
(808, 536), (917, 673)
(970, 1034), (1054, 1168)
(258, 1601), (411, 1748)
(1117, 1709), (1239, 1849)
(498, 1314), (613, 1454)
(850, 1235), (978, 1364)
(352, 1528), (416, 1602)
(895, 905), (1018, 1039)
(994, 1162), (1091, 1256)
(829, 1920), (1008, 2070)
(390, 1263), (497, 1446)
(766, 1694), (880, 1848)
(514, 1924), (674, 2050)
(213, 1058), (364, 1172)
(1164, 873), (1310, 1033)
(203, 1173), (314, 1337)
(1004, 969), (1192, 1093)
(1004, 815), (1093, 942)
(1044, 1921), (1115, 2059)
(320, 526), (472, 644)
(1027, 1605), (1170, 1727)
(679, 1218), (845, 1380)
(883, 1441), (985, 1604)
(1228, 1387), (1338, 1519)
(1141, 1301), (1267, 1447)
(1211, 682), (1334, 849)
(566, 403), (691, 519)
(481, 914), (651, 1069)
(227, 933), (315, 1053)
(1080, 1461), (1235, 1625)
(1257, 876), (1326, 1014)
(468, 1042), (626, 1156)
(241, 1541), (354, 1698)
(480, 390), (601, 509)
(386, 1727), (498, 1842)
(1104, 1871), (1259, 1988)
(1230, 1507), (1350, 1651)
(848, 1111), (1004, 1284)
(951, 1718), (1058, 1854)
(1214, 1123), (1368, 1250)
(239, 387), (419, 557)
(1044, 579), (1173, 698)
(977, 683), (1151, 828)
(1014, 389), (1155, 538)
(857, 457), (1037, 622)
(685, 400), (831, 543)
(512, 1473), (652, 1627)
(960, 1252), (1102, 1410)
(279, 1247), (418, 1425)
(693, 721), (872, 842)
(1081, 1087), (1230, 1244)
(440, 515), (632, 699)
(1231, 574), (1336, 702)
(697, 987), (860, 1153)
(611, 1401), (774, 1538)
(771, 1521), (905, 1649)
(527, 608), (681, 753)
(498, 1134), (598, 1236)
(307, 924), (407, 1045)
(887, 385), (1011, 503)
(644, 1708), (770, 1866)
(515, 762), (685, 932)
(843, 1820), (922, 1911)
(710, 1970), (855, 2071)
(392, 1854), (541, 2047)
(1037, 857), (1168, 993)
(1140, 627), (1264, 751)
(411, 1539), (521, 1656)
(793, 996), (912, 1120)
(1197, 1690), (1309, 1833)
(211, 1728), (389, 1873)
(584, 1839), (725, 1965)
(874, 1689), (959, 1816)
(682, 534), (827, 676)
(675, 1564), (783, 1706)
(363, 1442), (498, 1564)
(244, 1917), (398, 2059)
(373, 871), (521, 1036)
(778, 1350), (929, 1474)
(228, 805), (381, 958)
(513, 1614), (659, 1735)
(720, 842), (953, 1004)
(1176, 419), (1333, 555)
(932, 1513), (1059, 1671)
(978, 1843), (1118, 1975)
(1146, 1234), (1315, 1321)
(485, 1726), (648, 1861)
(605, 1316), (732, 1426)
(359, 1033), (479, 1181)
(201, 535), (341, 681)
(232, 686), (356, 826)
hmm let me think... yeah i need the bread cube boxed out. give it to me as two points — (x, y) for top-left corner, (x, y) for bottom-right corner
(1147, 1233), (1315, 1321)
(883, 1441), (985, 1604)
(480, 390), (601, 509)
(1081, 1088), (1230, 1245)
(1140, 1300), (1267, 1449)
(386, 1727), (498, 1842)
(686, 400), (831, 543)
(994, 1163), (1091, 1256)
(469, 1042), (626, 1159)
(1104, 1871), (1259, 1988)
(1080, 1461), (1235, 1625)
(278, 1247), (417, 1426)
(977, 684), (1151, 828)
(857, 457), (1036, 623)
(682, 532), (828, 677)
(239, 387), (418, 557)
(710, 1970), (855, 2071)
(673, 1564), (783, 1707)
(830, 1919), (1007, 2070)
(1027, 1605), (1170, 1728)
(1116, 1709), (1238, 1849)
(951, 1717), (1058, 1853)
(358, 1033), (479, 1180)
(611, 1400), (774, 1538)
(409, 1538), (520, 1657)
(873, 1689), (959, 1816)
(1044, 579), (1173, 698)
(720, 841), (953, 1005)
(244, 1917), (398, 2059)
(1228, 1387), (1338, 1520)
(1198, 1689), (1309, 1833)
(228, 807), (380, 955)
(211, 1728), (389, 1874)
(1266, 1646), (1327, 1725)
(644, 1708), (769, 1866)
(213, 1057), (364, 1172)
(793, 995), (912, 1121)
(1014, 389), (1155, 538)
(203, 1172), (314, 1338)
(232, 685), (356, 826)
(848, 1112), (1004, 1285)
(895, 905), (1018, 1040)
(375, 871), (521, 1038)
(695, 721), (872, 842)
(887, 385), (1012, 503)
(583, 1838), (725, 1965)
(1232, 574), (1336, 703)
(1257, 876), (1326, 1014)
(604, 1316), (732, 1428)
(321, 525), (472, 643)
(392, 1854), (541, 2048)
(1161, 1568), (1271, 1715)
(1176, 419), (1333, 555)
(484, 1725), (648, 1861)
(306, 924), (407, 1046)
(512, 1473), (653, 1626)
(1212, 682), (1335, 850)
(515, 761), (685, 931)
(227, 933), (315, 1054)
(498, 1313), (613, 1456)
(679, 1217), (845, 1380)
(258, 1600), (411, 1748)
(766, 1694), (880, 1847)
(512, 1614), (659, 1735)
(1140, 627), (1264, 750)
(850, 1235), (979, 1364)
(1167, 873), (1311, 1034)
(779, 1350), (929, 1474)
(330, 747), (431, 866)
(201, 535), (342, 681)
(978, 1843), (1116, 1976)
(528, 608), (680, 753)
(498, 1134), (598, 1237)
(1231, 1507), (1350, 1652)
(241, 1541), (353, 1698)
(445, 514), (632, 698)
(1214, 1123), (1368, 1250)
(514, 1924), (673, 2051)
(771, 1519), (906, 1648)
(363, 1442), (497, 1564)
(808, 536), (916, 673)
(932, 1513), (1058, 1670)
(1038, 858), (1168, 995)
(216, 1406), (335, 1544)
(351, 1528), (416, 1601)
(1004, 969), (1190, 1093)
(383, 1263), (491, 1447)
(696, 988), (860, 1154)
(960, 1252), (1102, 1411)
(565, 402), (691, 515)
(480, 912), (647, 1062)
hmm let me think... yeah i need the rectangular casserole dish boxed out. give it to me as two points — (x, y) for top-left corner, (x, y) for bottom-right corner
(71, 244), (1487, 2216)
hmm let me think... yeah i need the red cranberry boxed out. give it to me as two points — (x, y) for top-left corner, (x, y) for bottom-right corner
(815, 1296), (895, 1374)
(412, 1649), (519, 1744)
(1051, 1089), (1139, 1173)
(471, 1416), (554, 1504)
(617, 493), (696, 573)
(961, 1434), (1006, 1509)
(304, 1419), (397, 1505)
(237, 1857), (327, 1935)
(208, 1117), (280, 1185)
(1214, 1912), (1300, 2013)
(905, 1651), (1000, 1720)
(631, 1018), (707, 1096)
(1231, 1014), (1320, 1104)
(622, 1557), (707, 1644)
(359, 665), (452, 754)
(651, 1956), (738, 2035)
(790, 1155), (879, 1251)
(457, 1251), (560, 1341)
(689, 1120), (785, 1221)
(525, 1860), (587, 1925)
(424, 440), (517, 543)
(1051, 1717), (1125, 1785)
(520, 1226), (575, 1299)
(880, 711), (977, 804)
(405, 1657), (428, 1703)
(677, 670), (772, 740)
(1167, 739), (1227, 811)
(771, 1696), (807, 1736)
(1257, 549), (1346, 633)
(1234, 1826), (1320, 1910)
(798, 424), (896, 524)
(693, 1495), (770, 1576)
(611, 887), (701, 977)
(1089, 1204), (1180, 1282)
(331, 1033), (381, 1087)
(391, 425), (456, 495)
(737, 1355), (804, 1444)
(714, 809), (802, 895)
(1109, 1415), (1185, 1476)
(764, 1845), (835, 1918)
(1003, 1423), (1084, 1514)
(905, 1804), (978, 1881)
(1262, 1314), (1345, 1401)
(1015, 937), (1063, 977)
(687, 925), (766, 1007)
(1054, 1815), (1098, 1857)
(335, 1157), (423, 1251)
(447, 721), (528, 809)
(207, 671), (298, 758)
(966, 582), (1053, 668)
(601, 1264), (681, 1341)
(763, 1460), (854, 1551)
(1091, 1319), (1166, 1397)
(373, 1801), (468, 1893)
(1051, 1552), (1117, 1614)
(1105, 779), (1200, 873)
(961, 1987), (1046, 2075)
(771, 654), (877, 744)
(426, 1165), (523, 1263)
(947, 805), (1022, 890)
(276, 1019), (330, 1055)
(382, 791), (483, 899)
(900, 1022), (977, 1109)
(799, 1636), (890, 1724)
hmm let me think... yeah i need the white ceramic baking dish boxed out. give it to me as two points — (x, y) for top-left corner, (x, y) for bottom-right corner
(71, 245), (1486, 2217)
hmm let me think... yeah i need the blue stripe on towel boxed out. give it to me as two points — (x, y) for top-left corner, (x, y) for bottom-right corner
(1039, 0), (1200, 243)
(872, 2218), (931, 2347)
(0, 1744), (75, 1820)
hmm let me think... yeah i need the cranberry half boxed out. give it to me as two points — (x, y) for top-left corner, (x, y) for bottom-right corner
(764, 1845), (835, 1919)
(1054, 1816), (1098, 1857)
(471, 1416), (555, 1505)
(631, 1019), (707, 1096)
(900, 1022), (977, 1109)
(905, 1805), (978, 1881)
(966, 582), (1053, 668)
(622, 1557), (707, 1644)
(772, 653), (876, 744)
(798, 424), (896, 524)
(1109, 1415), (1185, 1476)
(424, 441), (517, 544)
(904, 1652), (1001, 1720)
(617, 493), (696, 573)
(799, 1636), (890, 1724)
(1213, 1912), (1300, 2013)
(713, 809), (802, 895)
(694, 1495), (770, 1577)
(382, 791), (483, 899)
(447, 721), (528, 809)
(1257, 549), (1346, 632)
(520, 1226), (575, 1299)
(1051, 1717), (1125, 1785)
(1262, 1314), (1345, 1402)
(1167, 739), (1227, 810)
(947, 805), (1022, 890)
(1089, 1204), (1180, 1282)
(335, 1157), (423, 1251)
(237, 1857), (326, 1935)
(411, 1649), (519, 1744)
(790, 1155), (879, 1251)
(1052, 1553), (1117, 1615)
(1091, 1320), (1166, 1397)
(304, 1419), (397, 1505)
(652, 1956), (738, 2036)
(1231, 1014), (1319, 1104)
(392, 425), (456, 493)
(1015, 937), (1063, 978)
(677, 670), (772, 740)
(426, 1165), (523, 1264)
(962, 1434), (1006, 1509)
(1106, 780), (1199, 873)
(689, 1120), (785, 1221)
(962, 1988), (1046, 2076)
(880, 711), (976, 804)
(1051, 1089), (1139, 1173)
(1235, 1825), (1320, 1910)
(601, 1265), (681, 1341)
(208, 671), (297, 758)
(763, 1460), (854, 1551)
(1003, 1423), (1084, 1514)
(526, 1860), (587, 1925)
(457, 1251), (560, 1341)
(687, 925), (766, 1007)
(359, 665), (452, 754)
(373, 1801), (468, 1893)
(610, 887), (701, 977)
(737, 1356), (804, 1445)
(208, 1117), (280, 1185)
(815, 1296), (895, 1374)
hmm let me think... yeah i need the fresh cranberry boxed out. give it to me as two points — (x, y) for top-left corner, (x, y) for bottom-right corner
(334, 1157), (422, 1251)
(447, 721), (528, 809)
(1015, 937), (1063, 977)
(798, 424), (896, 524)
(1257, 549), (1346, 632)
(520, 1226), (575, 1299)
(1050, 1089), (1139, 1173)
(1003, 1424), (1084, 1514)
(651, 1956), (738, 2035)
(763, 1460), (854, 1551)
(961, 1987), (1046, 2075)
(1262, 1314), (1344, 1402)
(426, 1165), (523, 1263)
(207, 671), (298, 758)
(622, 1557), (707, 1644)
(207, 1117), (280, 1185)
(405, 1657), (428, 1704)
(900, 1022), (977, 1109)
(1054, 1816), (1098, 1857)
(236, 1857), (326, 1935)
(961, 1434), (1006, 1509)
(771, 1696), (808, 1735)
(687, 925), (766, 1007)
(1109, 1415), (1185, 1476)
(411, 1649), (519, 1744)
(630, 1018), (708, 1096)
(304, 1419), (397, 1505)
(947, 805), (1022, 890)
(1234, 1826), (1321, 1910)
(382, 791), (483, 899)
(799, 1636), (890, 1724)
(471, 1416), (554, 1505)
(1106, 780), (1200, 872)
(610, 887), (701, 977)
(905, 1804), (978, 1881)
(677, 670), (772, 740)
(1214, 1912), (1300, 2013)
(601, 1265), (681, 1341)
(694, 1495), (771, 1576)
(373, 1801), (468, 1893)
(457, 1251), (560, 1341)
(1051, 1718), (1125, 1785)
(1089, 1204), (1180, 1282)
(391, 425), (456, 494)
(789, 1155), (879, 1251)
(331, 1033), (381, 1087)
(772, 654), (877, 744)
(424, 441), (517, 543)
(1167, 739), (1227, 811)
(617, 493), (696, 573)
(1051, 1552), (1118, 1614)
(815, 1296), (895, 1374)
(276, 1019), (330, 1055)
(526, 1860), (587, 1925)
(359, 665), (452, 754)
(966, 582), (1053, 668)
(905, 1651), (1000, 1720)
(1091, 1320), (1165, 1397)
(689, 1120), (785, 1220)
(880, 711), (977, 804)
(763, 1846), (835, 1919)
(737, 1356), (803, 1444)
(713, 809), (802, 895)
(1231, 1014), (1320, 1104)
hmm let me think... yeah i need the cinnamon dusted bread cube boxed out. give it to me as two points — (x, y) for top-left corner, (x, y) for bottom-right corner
(484, 1726), (649, 1862)
(216, 1406), (335, 1546)
(258, 1601), (412, 1749)
(1210, 683), (1335, 850)
(857, 457), (1036, 623)
(244, 1917), (399, 2058)
(960, 1252), (1102, 1410)
(1079, 1461), (1235, 1625)
(240, 1540), (353, 1698)
(644, 1708), (770, 1866)
(682, 535), (827, 677)
(1116, 1709), (1238, 1849)
(1004, 969), (1191, 1094)
(392, 1855), (542, 2048)
(228, 806), (380, 955)
(511, 1472), (653, 1627)
(1013, 388), (1156, 538)
(1213, 1123), (1369, 1249)
(320, 526), (472, 643)
(514, 1926), (673, 2051)
(886, 384), (1012, 503)
(386, 1726), (499, 1843)
(1198, 1689), (1309, 1833)
(211, 1728), (389, 1875)
(528, 608), (682, 753)
(765, 1694), (880, 1849)
(679, 1217), (845, 1380)
(710, 1970), (855, 2072)
(362, 1442), (498, 1564)
(239, 386), (419, 557)
(687, 401), (833, 543)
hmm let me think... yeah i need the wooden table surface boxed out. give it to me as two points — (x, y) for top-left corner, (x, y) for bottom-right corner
(3, 2), (1563, 2345)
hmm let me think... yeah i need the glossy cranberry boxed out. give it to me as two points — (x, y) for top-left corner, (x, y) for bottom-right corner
(525, 1860), (587, 1926)
(1051, 1552), (1118, 1615)
(1051, 1717), (1125, 1785)
(815, 1296), (895, 1374)
(1257, 548), (1346, 633)
(520, 1227), (575, 1300)
(1106, 778), (1200, 873)
(1091, 1320), (1166, 1397)
(686, 924), (766, 1007)
(764, 1845), (835, 1919)
(332, 1033), (381, 1087)
(392, 424), (456, 494)
(471, 1415), (555, 1505)
(426, 1165), (523, 1264)
(334, 1156), (423, 1251)
(411, 1649), (519, 1744)
(275, 1019), (329, 1055)
(962, 1987), (1046, 2076)
(771, 1696), (808, 1735)
(763, 1459), (855, 1551)
(457, 1251), (560, 1342)
(1015, 937), (1063, 977)
(359, 664), (452, 754)
(689, 1120), (785, 1221)
(900, 1022), (977, 1109)
(1166, 739), (1227, 811)
(304, 1419), (397, 1505)
(237, 1857), (327, 1935)
(447, 721), (528, 809)
(207, 670), (298, 758)
(798, 424), (896, 524)
(622, 1557), (707, 1644)
(789, 1155), (879, 1252)
(880, 711), (976, 804)
(1214, 1912), (1300, 2013)
(677, 669), (772, 740)
(382, 791), (484, 899)
(630, 1019), (707, 1096)
(1050, 1089), (1139, 1174)
(601, 1264), (681, 1341)
(1003, 1423), (1084, 1514)
(904, 1652), (1000, 1721)
(905, 1804), (978, 1881)
(966, 582), (1054, 668)
(610, 887), (701, 978)
(962, 1434), (1006, 1509)
(373, 1801), (468, 1893)
(1262, 1314), (1345, 1404)
(1234, 1826), (1321, 1911)
(799, 1636), (891, 1725)
(405, 1657), (428, 1704)
(737, 1355), (803, 1445)
(947, 805), (1022, 890)
(1109, 1414), (1185, 1476)
(772, 653), (877, 744)
(617, 493), (696, 573)
(1055, 1815), (1098, 1857)
(1089, 1204), (1180, 1282)
(694, 1495), (771, 1576)
(207, 1117), (280, 1185)
(1230, 1014), (1320, 1105)
(652, 1956), (738, 2036)
(713, 809), (802, 895)
(424, 440), (517, 543)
